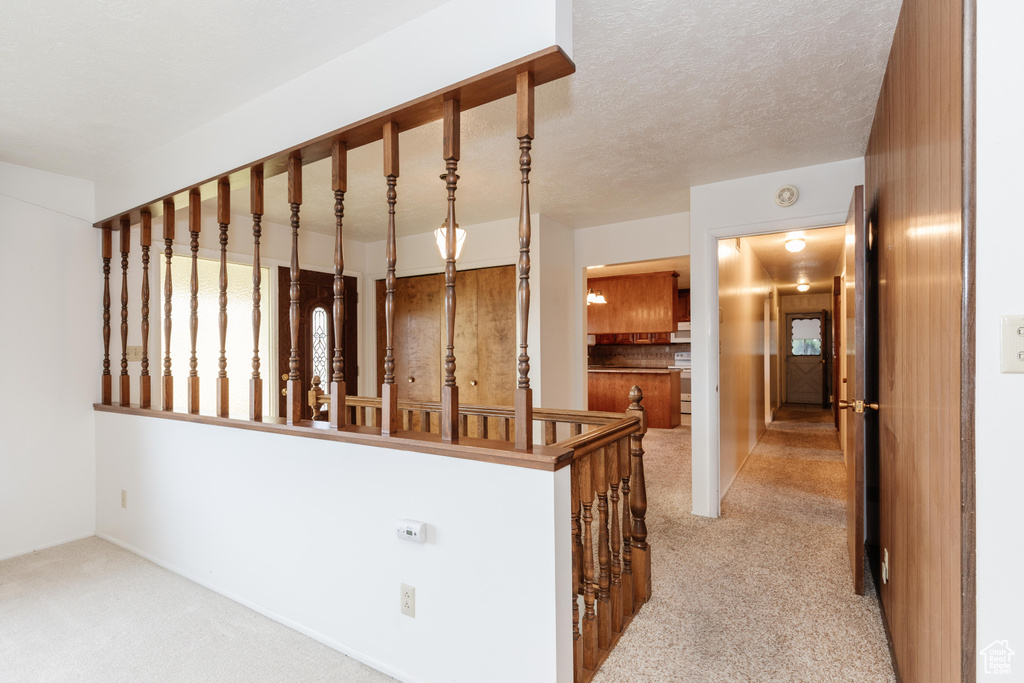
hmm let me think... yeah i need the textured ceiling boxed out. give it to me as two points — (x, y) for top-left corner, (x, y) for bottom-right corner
(743, 225), (847, 296)
(587, 257), (691, 287)
(3, 0), (902, 239)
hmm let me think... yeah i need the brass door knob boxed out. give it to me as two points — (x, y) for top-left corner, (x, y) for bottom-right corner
(281, 388), (288, 396)
(281, 373), (289, 381)
(470, 380), (478, 386)
(408, 377), (415, 383)
(838, 399), (879, 414)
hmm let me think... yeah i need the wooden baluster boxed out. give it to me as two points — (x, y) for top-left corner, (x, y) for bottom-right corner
(580, 453), (597, 671)
(476, 415), (488, 440)
(187, 189), (201, 414)
(381, 123), (400, 435)
(609, 439), (624, 633)
(460, 413), (469, 437)
(286, 154), (303, 425)
(594, 445), (612, 650)
(250, 165), (264, 421)
(101, 224), (112, 405)
(162, 199), (174, 411)
(571, 458), (582, 683)
(421, 410), (432, 433)
(496, 416), (510, 442)
(620, 430), (635, 618)
(330, 141), (349, 429)
(514, 71), (535, 450)
(626, 386), (651, 606)
(440, 98), (461, 443)
(119, 217), (131, 407)
(216, 177), (230, 418)
(571, 423), (582, 437)
(544, 420), (556, 445)
(139, 211), (152, 408)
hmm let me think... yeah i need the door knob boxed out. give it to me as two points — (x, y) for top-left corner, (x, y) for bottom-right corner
(408, 377), (415, 383)
(281, 373), (289, 381)
(470, 380), (478, 386)
(838, 399), (878, 414)
(281, 388), (288, 396)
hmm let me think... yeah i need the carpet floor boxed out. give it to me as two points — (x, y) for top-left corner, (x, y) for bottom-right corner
(593, 404), (895, 682)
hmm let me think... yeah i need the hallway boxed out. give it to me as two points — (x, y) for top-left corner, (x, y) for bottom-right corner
(595, 405), (895, 682)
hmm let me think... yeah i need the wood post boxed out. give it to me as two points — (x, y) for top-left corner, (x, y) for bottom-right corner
(119, 217), (131, 407)
(249, 165), (263, 421)
(440, 98), (460, 443)
(187, 189), (201, 414)
(162, 199), (174, 411)
(285, 154), (303, 425)
(620, 428), (634, 617)
(101, 224), (112, 405)
(579, 453), (597, 671)
(216, 177), (230, 418)
(626, 385), (651, 606)
(609, 439), (624, 633)
(544, 420), (557, 445)
(595, 445), (612, 651)
(571, 458), (582, 683)
(381, 123), (400, 435)
(330, 141), (348, 430)
(139, 210), (152, 408)
(514, 71), (535, 451)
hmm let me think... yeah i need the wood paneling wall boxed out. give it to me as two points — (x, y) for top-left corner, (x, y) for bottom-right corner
(864, 0), (966, 679)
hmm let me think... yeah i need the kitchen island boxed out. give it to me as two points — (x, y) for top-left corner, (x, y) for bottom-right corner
(588, 367), (681, 429)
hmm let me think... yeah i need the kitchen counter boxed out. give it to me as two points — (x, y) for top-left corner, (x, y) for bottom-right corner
(588, 367), (681, 428)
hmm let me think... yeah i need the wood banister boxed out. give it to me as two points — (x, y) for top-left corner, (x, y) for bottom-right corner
(101, 225), (112, 405)
(187, 188), (201, 414)
(625, 386), (650, 607)
(285, 153), (303, 425)
(119, 217), (131, 407)
(381, 122), (399, 436)
(250, 165), (264, 421)
(620, 428), (634, 618)
(330, 141), (348, 429)
(609, 438), (624, 634)
(162, 199), (174, 411)
(216, 176), (230, 418)
(514, 70), (535, 451)
(440, 97), (460, 443)
(140, 210), (152, 408)
(579, 453), (597, 671)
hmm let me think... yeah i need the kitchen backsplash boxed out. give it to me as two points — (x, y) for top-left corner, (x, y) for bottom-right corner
(589, 343), (689, 368)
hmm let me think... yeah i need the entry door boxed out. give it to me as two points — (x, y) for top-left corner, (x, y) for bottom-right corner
(841, 185), (879, 595)
(786, 312), (824, 403)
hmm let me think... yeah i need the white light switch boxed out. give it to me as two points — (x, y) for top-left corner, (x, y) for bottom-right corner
(396, 519), (426, 543)
(1000, 316), (1024, 373)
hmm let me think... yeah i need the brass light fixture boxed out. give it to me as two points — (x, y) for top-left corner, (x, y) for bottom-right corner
(434, 220), (466, 260)
(587, 288), (607, 305)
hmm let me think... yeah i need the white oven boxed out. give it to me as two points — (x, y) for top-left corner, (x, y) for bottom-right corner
(670, 351), (692, 415)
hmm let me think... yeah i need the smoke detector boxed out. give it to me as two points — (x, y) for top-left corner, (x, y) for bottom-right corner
(775, 185), (799, 207)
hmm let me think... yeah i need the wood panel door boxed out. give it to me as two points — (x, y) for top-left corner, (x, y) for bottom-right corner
(785, 312), (824, 404)
(277, 268), (358, 419)
(377, 273), (443, 402)
(466, 265), (516, 406)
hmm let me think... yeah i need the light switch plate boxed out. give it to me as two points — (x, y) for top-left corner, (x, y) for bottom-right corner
(1000, 316), (1024, 373)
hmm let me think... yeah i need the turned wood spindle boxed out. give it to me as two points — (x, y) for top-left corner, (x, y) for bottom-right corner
(580, 454), (598, 671)
(187, 189), (201, 414)
(514, 71), (535, 450)
(285, 154), (303, 425)
(595, 445), (612, 650)
(571, 458), (583, 682)
(626, 385), (651, 606)
(620, 430), (635, 618)
(140, 210), (152, 409)
(381, 123), (400, 436)
(609, 440), (624, 633)
(216, 177), (230, 418)
(250, 165), (264, 421)
(329, 141), (348, 429)
(162, 199), (174, 411)
(119, 217), (131, 407)
(101, 225), (113, 405)
(440, 98), (461, 443)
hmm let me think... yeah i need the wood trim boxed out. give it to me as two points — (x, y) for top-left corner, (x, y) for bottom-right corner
(92, 46), (575, 229)
(93, 403), (573, 472)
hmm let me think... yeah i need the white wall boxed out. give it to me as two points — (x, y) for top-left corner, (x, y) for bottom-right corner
(94, 0), (573, 220)
(689, 158), (863, 517)
(95, 412), (571, 683)
(975, 4), (1024, 671)
(0, 162), (98, 559)
(572, 212), (690, 409)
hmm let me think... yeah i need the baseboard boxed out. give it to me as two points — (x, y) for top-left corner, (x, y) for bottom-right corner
(95, 532), (420, 683)
(869, 557), (902, 683)
(0, 532), (96, 562)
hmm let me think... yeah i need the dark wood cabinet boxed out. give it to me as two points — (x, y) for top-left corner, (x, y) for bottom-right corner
(676, 289), (690, 323)
(587, 270), (679, 335)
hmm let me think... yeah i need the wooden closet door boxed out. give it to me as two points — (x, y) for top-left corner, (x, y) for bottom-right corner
(394, 273), (442, 402)
(451, 269), (480, 405)
(475, 265), (515, 406)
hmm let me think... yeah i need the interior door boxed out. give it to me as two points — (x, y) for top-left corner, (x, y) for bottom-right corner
(841, 184), (878, 596)
(785, 312), (824, 404)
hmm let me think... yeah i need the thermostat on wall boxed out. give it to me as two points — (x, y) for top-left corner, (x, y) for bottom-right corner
(396, 519), (427, 543)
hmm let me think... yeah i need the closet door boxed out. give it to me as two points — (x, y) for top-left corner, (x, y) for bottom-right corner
(474, 265), (515, 406)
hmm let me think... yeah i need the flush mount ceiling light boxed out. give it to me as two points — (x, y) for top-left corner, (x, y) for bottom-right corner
(796, 283), (811, 292)
(586, 288), (607, 305)
(785, 238), (806, 253)
(434, 220), (466, 260)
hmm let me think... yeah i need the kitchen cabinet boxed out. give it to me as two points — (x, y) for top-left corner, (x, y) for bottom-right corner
(676, 289), (690, 322)
(588, 367), (681, 428)
(587, 270), (679, 335)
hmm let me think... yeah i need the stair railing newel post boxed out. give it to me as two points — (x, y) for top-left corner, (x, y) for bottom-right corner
(620, 424), (634, 617)
(440, 98), (460, 443)
(139, 211), (152, 408)
(285, 154), (303, 425)
(330, 141), (349, 430)
(118, 217), (131, 407)
(609, 439), (624, 634)
(626, 385), (651, 606)
(381, 124), (400, 435)
(580, 453), (598, 671)
(249, 165), (264, 421)
(101, 225), (113, 405)
(187, 189), (201, 414)
(216, 177), (230, 418)
(162, 199), (174, 411)
(514, 70), (535, 450)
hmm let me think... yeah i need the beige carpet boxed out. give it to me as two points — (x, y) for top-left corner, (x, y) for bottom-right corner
(0, 538), (395, 683)
(593, 404), (895, 682)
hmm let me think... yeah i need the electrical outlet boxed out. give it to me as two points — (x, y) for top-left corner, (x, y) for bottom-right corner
(126, 345), (143, 362)
(882, 548), (889, 584)
(400, 584), (415, 618)
(121, 489), (127, 509)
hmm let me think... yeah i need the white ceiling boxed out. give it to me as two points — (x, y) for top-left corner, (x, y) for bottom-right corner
(2, 0), (902, 240)
(587, 257), (690, 287)
(743, 225), (847, 296)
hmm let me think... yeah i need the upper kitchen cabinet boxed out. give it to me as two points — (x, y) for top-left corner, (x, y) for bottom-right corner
(587, 270), (679, 334)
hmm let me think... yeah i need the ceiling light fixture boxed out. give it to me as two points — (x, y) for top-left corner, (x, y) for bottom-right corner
(786, 238), (806, 253)
(796, 283), (810, 292)
(434, 220), (466, 260)
(586, 288), (607, 305)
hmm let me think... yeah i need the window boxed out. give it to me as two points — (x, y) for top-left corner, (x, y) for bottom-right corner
(311, 306), (328, 383)
(791, 317), (822, 356)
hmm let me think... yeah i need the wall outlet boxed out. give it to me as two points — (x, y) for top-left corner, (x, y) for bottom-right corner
(400, 583), (415, 618)
(121, 489), (127, 509)
(126, 345), (143, 362)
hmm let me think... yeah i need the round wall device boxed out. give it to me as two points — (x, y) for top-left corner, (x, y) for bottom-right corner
(775, 185), (799, 207)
